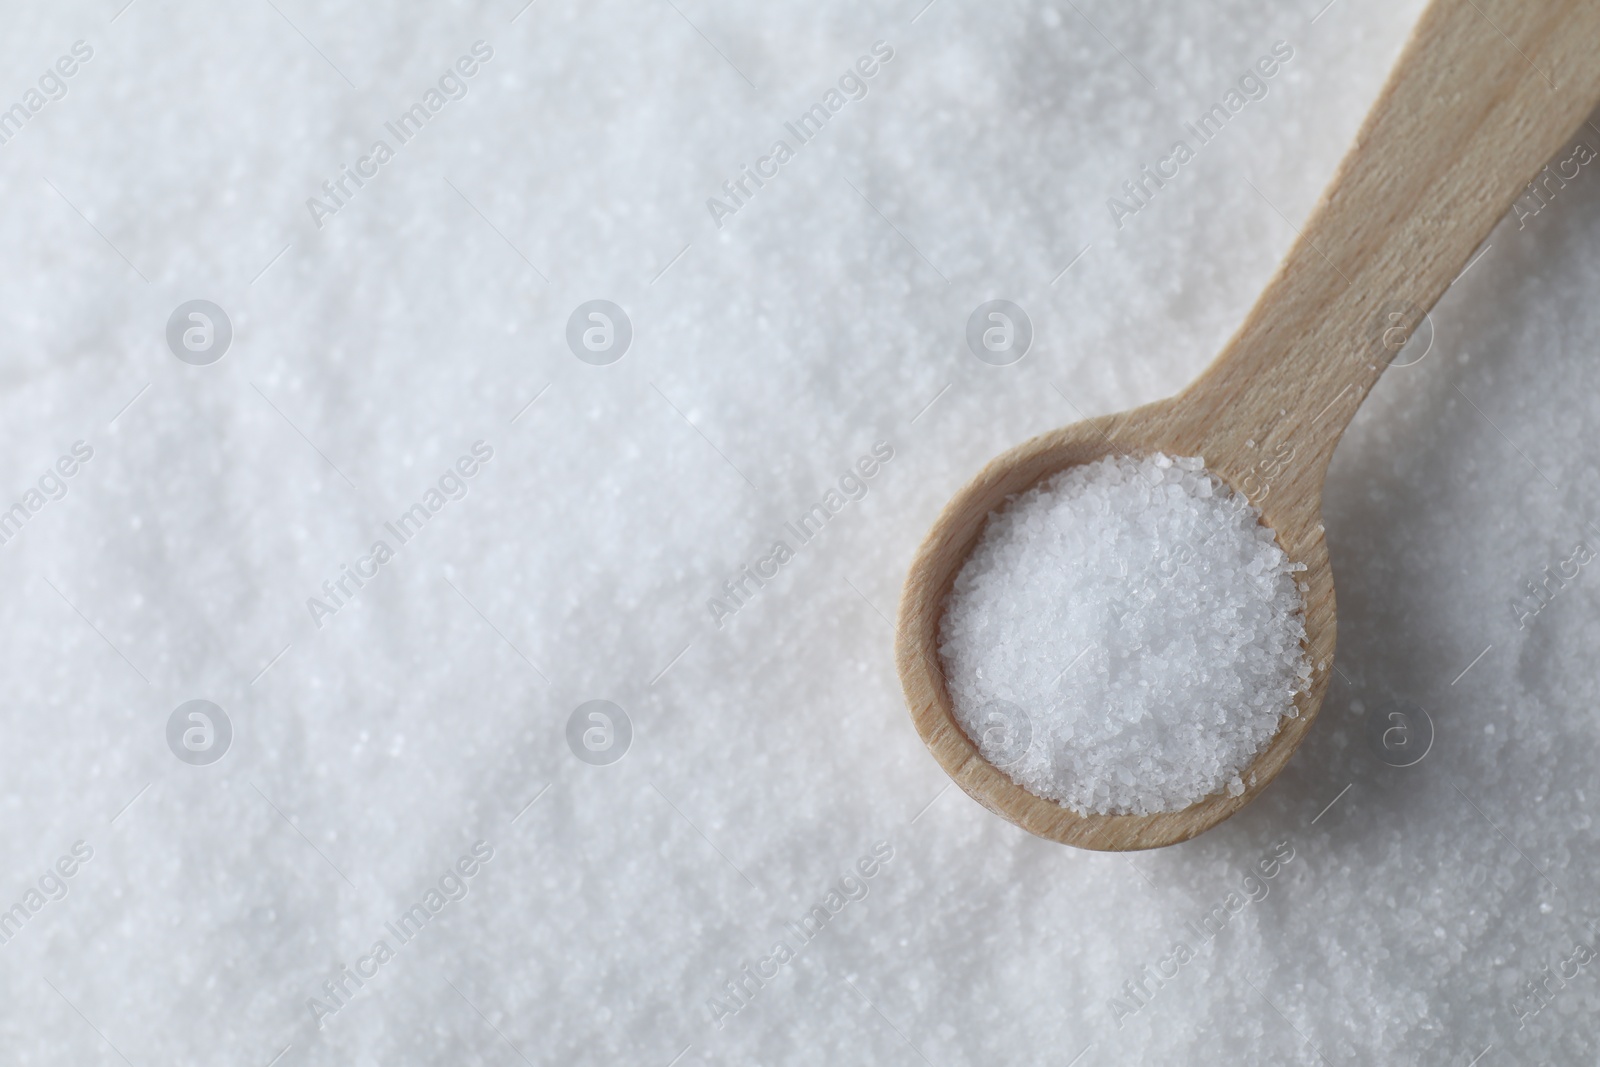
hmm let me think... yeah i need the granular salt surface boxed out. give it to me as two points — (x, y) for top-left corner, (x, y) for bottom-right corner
(15, 0), (1600, 1062)
(940, 453), (1311, 815)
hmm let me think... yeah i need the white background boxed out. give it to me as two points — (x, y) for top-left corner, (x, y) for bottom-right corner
(2, 0), (1598, 1063)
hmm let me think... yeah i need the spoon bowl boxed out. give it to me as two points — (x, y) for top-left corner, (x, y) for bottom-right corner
(895, 398), (1334, 850)
(895, 0), (1600, 850)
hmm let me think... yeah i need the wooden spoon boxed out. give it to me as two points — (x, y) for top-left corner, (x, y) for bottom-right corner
(896, 0), (1600, 851)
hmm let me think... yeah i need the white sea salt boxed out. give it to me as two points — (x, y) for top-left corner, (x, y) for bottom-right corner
(940, 453), (1311, 815)
(9, 0), (1600, 1061)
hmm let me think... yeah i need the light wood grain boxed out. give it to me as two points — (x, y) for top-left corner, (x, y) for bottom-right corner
(896, 0), (1600, 850)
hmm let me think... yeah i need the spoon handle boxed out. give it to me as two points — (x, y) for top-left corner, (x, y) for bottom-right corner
(1183, 0), (1600, 492)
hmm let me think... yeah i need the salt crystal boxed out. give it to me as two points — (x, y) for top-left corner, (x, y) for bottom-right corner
(939, 453), (1309, 815)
